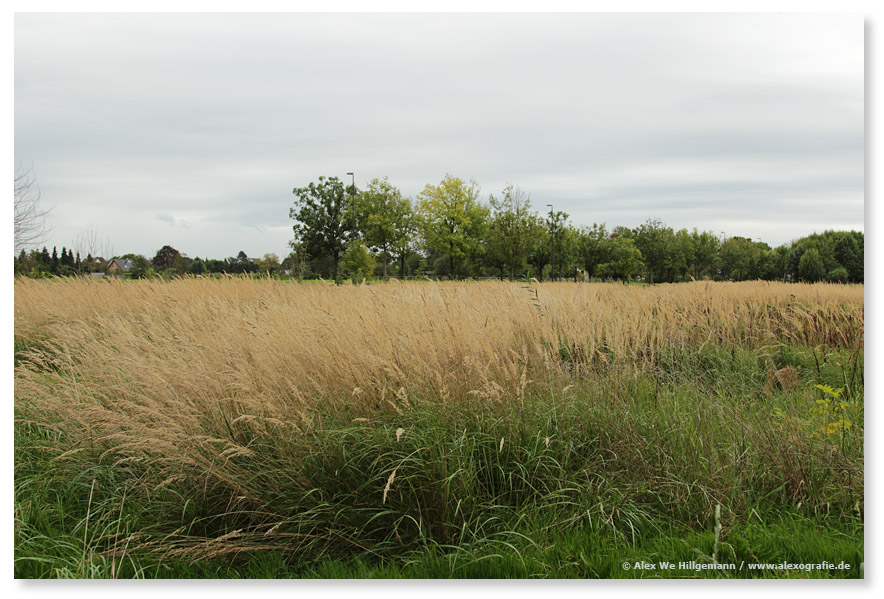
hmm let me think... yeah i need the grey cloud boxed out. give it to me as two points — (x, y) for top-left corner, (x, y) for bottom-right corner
(15, 13), (863, 257)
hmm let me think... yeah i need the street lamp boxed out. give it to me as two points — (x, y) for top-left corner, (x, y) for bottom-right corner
(346, 172), (356, 237)
(547, 204), (554, 282)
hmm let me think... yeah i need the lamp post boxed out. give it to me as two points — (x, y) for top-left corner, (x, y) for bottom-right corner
(346, 172), (356, 238)
(547, 204), (554, 282)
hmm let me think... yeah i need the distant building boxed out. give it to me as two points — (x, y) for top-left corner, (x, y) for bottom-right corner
(107, 258), (134, 274)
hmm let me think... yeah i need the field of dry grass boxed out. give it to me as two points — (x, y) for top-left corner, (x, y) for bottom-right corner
(14, 278), (864, 577)
(14, 276), (862, 404)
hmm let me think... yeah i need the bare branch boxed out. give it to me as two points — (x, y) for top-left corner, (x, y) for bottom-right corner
(73, 224), (115, 262)
(14, 165), (53, 253)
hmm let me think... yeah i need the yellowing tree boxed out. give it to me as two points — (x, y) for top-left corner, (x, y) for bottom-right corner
(417, 174), (489, 279)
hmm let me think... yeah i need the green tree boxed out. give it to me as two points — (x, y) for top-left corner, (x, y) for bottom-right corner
(786, 233), (840, 281)
(576, 223), (610, 280)
(356, 177), (413, 278)
(486, 184), (537, 279)
(341, 239), (377, 283)
(189, 257), (206, 275)
(284, 241), (311, 280)
(756, 246), (783, 281)
(666, 229), (694, 282)
(226, 251), (257, 274)
(798, 248), (826, 282)
(60, 247), (75, 269)
(554, 222), (580, 281)
(15, 249), (32, 277)
(828, 266), (849, 283)
(543, 209), (571, 281)
(291, 176), (356, 281)
(689, 229), (720, 280)
(598, 236), (644, 283)
(632, 219), (673, 284)
(719, 237), (762, 281)
(833, 231), (863, 283)
(390, 199), (419, 279)
(771, 245), (791, 281)
(417, 174), (489, 279)
(129, 255), (150, 279)
(526, 215), (552, 281)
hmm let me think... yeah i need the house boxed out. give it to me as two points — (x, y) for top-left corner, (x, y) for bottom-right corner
(107, 258), (134, 274)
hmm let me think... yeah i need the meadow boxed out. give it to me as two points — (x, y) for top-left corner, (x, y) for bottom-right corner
(13, 277), (864, 578)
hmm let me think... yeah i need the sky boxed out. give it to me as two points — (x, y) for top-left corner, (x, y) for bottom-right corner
(13, 11), (865, 260)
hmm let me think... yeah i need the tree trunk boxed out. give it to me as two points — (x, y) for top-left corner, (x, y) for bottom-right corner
(449, 240), (455, 280)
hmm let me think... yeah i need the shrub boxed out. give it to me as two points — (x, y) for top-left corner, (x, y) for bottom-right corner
(828, 266), (849, 283)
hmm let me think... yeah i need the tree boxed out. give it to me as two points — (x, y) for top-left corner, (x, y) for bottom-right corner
(597, 236), (644, 283)
(226, 251), (258, 274)
(828, 266), (849, 283)
(417, 174), (489, 278)
(771, 245), (791, 281)
(170, 254), (189, 276)
(784, 231), (861, 283)
(633, 219), (674, 284)
(689, 229), (721, 280)
(576, 223), (610, 280)
(356, 177), (413, 278)
(833, 231), (863, 283)
(129, 255), (150, 279)
(718, 237), (762, 281)
(284, 241), (310, 280)
(798, 248), (826, 283)
(189, 257), (207, 275)
(255, 253), (281, 276)
(389, 199), (420, 279)
(486, 184), (537, 280)
(291, 176), (355, 281)
(14, 166), (52, 253)
(526, 215), (552, 281)
(341, 239), (377, 283)
(152, 245), (181, 271)
(553, 220), (580, 281)
(668, 229), (694, 282)
(543, 209), (571, 280)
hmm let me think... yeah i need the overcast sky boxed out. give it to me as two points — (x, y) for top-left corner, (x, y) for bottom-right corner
(14, 12), (864, 260)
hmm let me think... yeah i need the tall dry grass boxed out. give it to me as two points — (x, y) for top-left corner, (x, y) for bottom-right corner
(14, 277), (863, 403)
(14, 277), (864, 563)
(14, 277), (863, 459)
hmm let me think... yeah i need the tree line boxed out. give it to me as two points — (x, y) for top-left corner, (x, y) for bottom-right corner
(289, 173), (864, 284)
(13, 245), (283, 279)
(12, 172), (863, 284)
